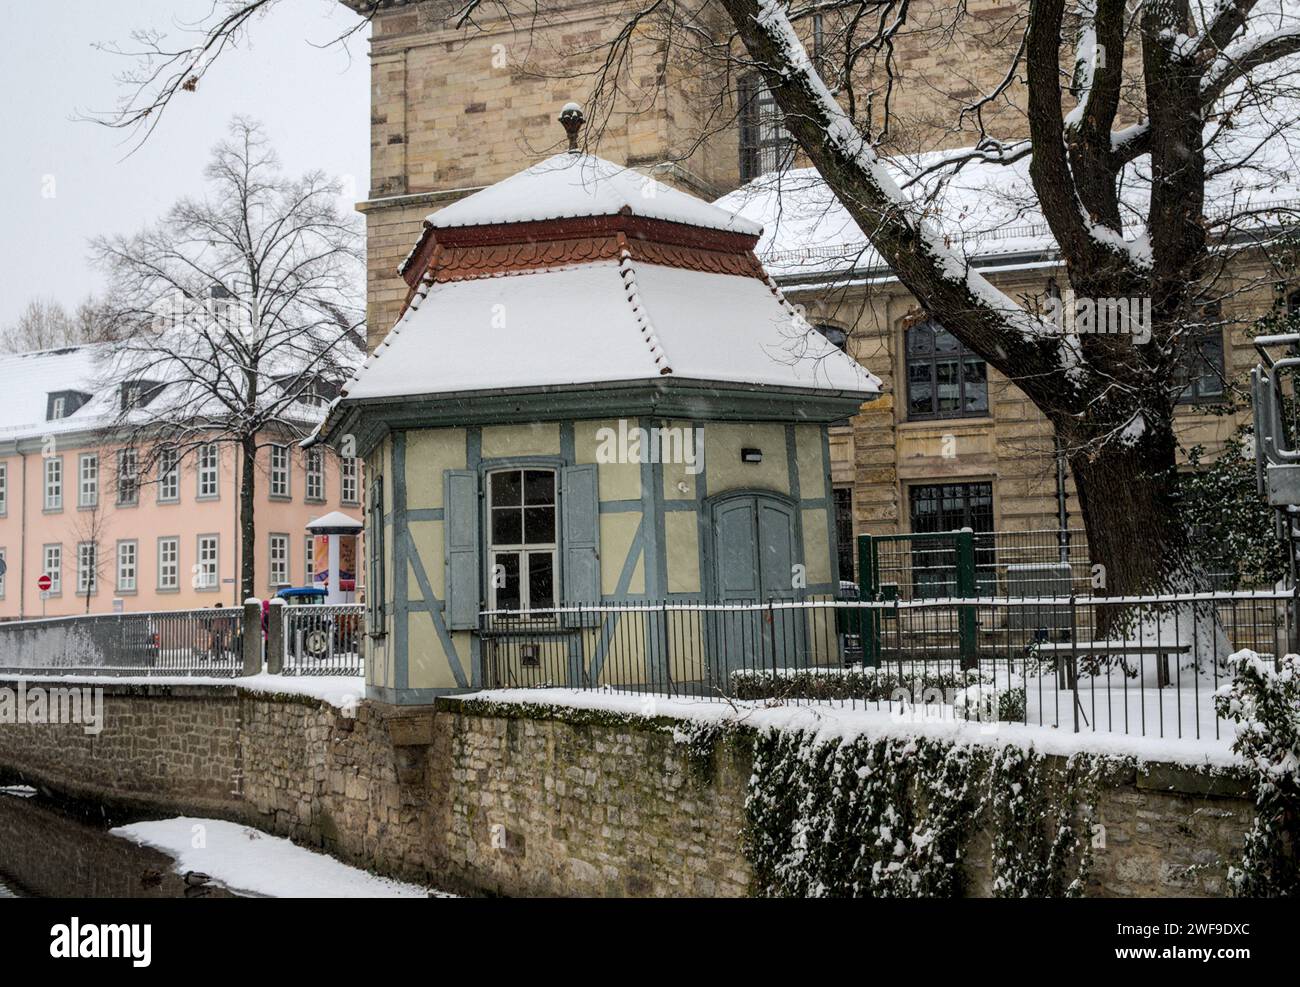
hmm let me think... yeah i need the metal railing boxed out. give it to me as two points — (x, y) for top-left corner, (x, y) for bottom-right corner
(478, 590), (1293, 741)
(0, 608), (245, 677)
(280, 604), (364, 676)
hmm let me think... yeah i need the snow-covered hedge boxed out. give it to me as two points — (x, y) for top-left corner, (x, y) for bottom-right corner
(1215, 649), (1300, 896)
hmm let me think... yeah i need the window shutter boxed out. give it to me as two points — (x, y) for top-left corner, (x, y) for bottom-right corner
(444, 470), (481, 630)
(561, 465), (600, 625)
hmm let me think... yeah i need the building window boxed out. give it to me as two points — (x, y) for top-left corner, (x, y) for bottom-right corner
(198, 443), (219, 499)
(78, 453), (98, 508)
(305, 448), (324, 502)
(157, 537), (179, 591)
(116, 540), (137, 593)
(77, 541), (97, 596)
(1175, 307), (1226, 404)
(269, 533), (290, 589)
(304, 534), (314, 585)
(51, 396), (66, 420)
(44, 456), (63, 511)
(367, 477), (385, 633)
(739, 73), (794, 183)
(117, 448), (139, 506)
(487, 468), (557, 612)
(908, 482), (995, 597)
(158, 447), (179, 502)
(196, 535), (219, 591)
(0, 548), (6, 599)
(814, 323), (850, 353)
(905, 318), (989, 421)
(833, 487), (854, 583)
(269, 444), (290, 499)
(42, 544), (62, 595)
(0, 462), (7, 516)
(341, 456), (359, 505)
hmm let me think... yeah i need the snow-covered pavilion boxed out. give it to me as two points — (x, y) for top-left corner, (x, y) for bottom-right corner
(315, 107), (879, 705)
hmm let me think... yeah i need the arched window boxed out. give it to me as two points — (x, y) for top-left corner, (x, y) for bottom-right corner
(904, 319), (988, 420)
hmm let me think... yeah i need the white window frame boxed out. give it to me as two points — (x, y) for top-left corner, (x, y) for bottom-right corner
(0, 461), (9, 517)
(116, 539), (138, 593)
(269, 444), (290, 499)
(341, 456), (359, 505)
(486, 467), (558, 613)
(77, 541), (97, 596)
(304, 534), (315, 586)
(269, 533), (290, 589)
(78, 452), (99, 509)
(305, 448), (324, 502)
(42, 543), (62, 596)
(197, 443), (219, 500)
(196, 534), (219, 592)
(44, 456), (63, 511)
(158, 447), (179, 503)
(0, 547), (6, 599)
(117, 448), (139, 506)
(157, 536), (179, 592)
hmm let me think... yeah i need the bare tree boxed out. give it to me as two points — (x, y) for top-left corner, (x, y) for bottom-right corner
(97, 1), (1300, 614)
(0, 296), (116, 353)
(91, 117), (364, 602)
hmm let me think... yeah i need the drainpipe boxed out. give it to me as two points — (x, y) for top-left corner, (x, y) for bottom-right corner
(19, 450), (27, 619)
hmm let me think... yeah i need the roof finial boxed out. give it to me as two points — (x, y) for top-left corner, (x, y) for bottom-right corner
(559, 102), (584, 155)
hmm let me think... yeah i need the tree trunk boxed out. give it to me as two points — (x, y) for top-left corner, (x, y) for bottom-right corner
(239, 435), (258, 603)
(1065, 418), (1193, 600)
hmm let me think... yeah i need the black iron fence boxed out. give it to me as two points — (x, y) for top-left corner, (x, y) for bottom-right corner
(479, 590), (1293, 741)
(280, 604), (364, 676)
(0, 608), (245, 677)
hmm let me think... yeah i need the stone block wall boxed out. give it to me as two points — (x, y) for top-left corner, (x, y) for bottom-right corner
(0, 680), (1257, 897)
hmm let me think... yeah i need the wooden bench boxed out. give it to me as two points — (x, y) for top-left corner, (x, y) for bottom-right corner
(1033, 640), (1191, 688)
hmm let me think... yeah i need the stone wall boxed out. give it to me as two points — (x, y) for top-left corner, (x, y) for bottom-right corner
(0, 680), (1256, 897)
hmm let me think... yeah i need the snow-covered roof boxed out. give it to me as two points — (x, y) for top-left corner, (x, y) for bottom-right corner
(306, 510), (363, 531)
(428, 153), (763, 237)
(0, 344), (108, 441)
(719, 122), (1300, 282)
(344, 257), (877, 403)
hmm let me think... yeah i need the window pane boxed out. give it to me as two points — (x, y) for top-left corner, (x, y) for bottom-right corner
(907, 323), (934, 354)
(491, 507), (522, 545)
(524, 506), (555, 544)
(491, 470), (522, 506)
(495, 552), (521, 610)
(935, 358), (961, 415)
(523, 470), (554, 505)
(908, 363), (933, 417)
(963, 357), (988, 412)
(933, 326), (960, 353)
(527, 552), (555, 609)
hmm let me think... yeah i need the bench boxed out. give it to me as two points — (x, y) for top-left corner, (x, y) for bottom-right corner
(1033, 640), (1191, 688)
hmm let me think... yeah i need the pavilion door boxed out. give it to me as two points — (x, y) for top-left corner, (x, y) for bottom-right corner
(709, 493), (802, 677)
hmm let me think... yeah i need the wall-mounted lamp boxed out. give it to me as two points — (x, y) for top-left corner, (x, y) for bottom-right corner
(741, 448), (763, 463)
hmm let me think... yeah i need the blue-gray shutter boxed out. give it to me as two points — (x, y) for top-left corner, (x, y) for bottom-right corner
(444, 470), (481, 630)
(561, 465), (600, 624)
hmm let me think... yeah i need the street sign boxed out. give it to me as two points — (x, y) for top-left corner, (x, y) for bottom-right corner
(37, 574), (51, 592)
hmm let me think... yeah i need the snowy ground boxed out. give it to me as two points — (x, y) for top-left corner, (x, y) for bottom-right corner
(453, 687), (1242, 768)
(110, 818), (450, 898)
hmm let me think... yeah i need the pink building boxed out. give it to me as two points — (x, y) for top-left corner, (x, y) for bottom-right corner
(0, 345), (363, 619)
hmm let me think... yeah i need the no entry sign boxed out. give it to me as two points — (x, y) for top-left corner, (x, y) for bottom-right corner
(37, 574), (52, 592)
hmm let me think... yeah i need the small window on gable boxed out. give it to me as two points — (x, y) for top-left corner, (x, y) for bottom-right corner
(814, 323), (849, 353)
(121, 380), (160, 411)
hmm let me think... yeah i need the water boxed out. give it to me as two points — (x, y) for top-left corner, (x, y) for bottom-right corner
(0, 789), (235, 898)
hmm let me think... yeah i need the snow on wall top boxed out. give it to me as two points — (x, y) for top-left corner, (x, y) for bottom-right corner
(341, 258), (879, 403)
(428, 153), (764, 237)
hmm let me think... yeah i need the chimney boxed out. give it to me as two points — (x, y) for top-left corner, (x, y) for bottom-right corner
(559, 102), (584, 154)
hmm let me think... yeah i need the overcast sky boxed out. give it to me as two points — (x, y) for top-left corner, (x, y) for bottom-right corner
(0, 0), (370, 328)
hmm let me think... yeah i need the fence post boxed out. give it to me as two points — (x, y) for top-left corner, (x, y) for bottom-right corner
(856, 533), (878, 666)
(266, 600), (284, 675)
(957, 529), (977, 669)
(241, 600), (263, 677)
